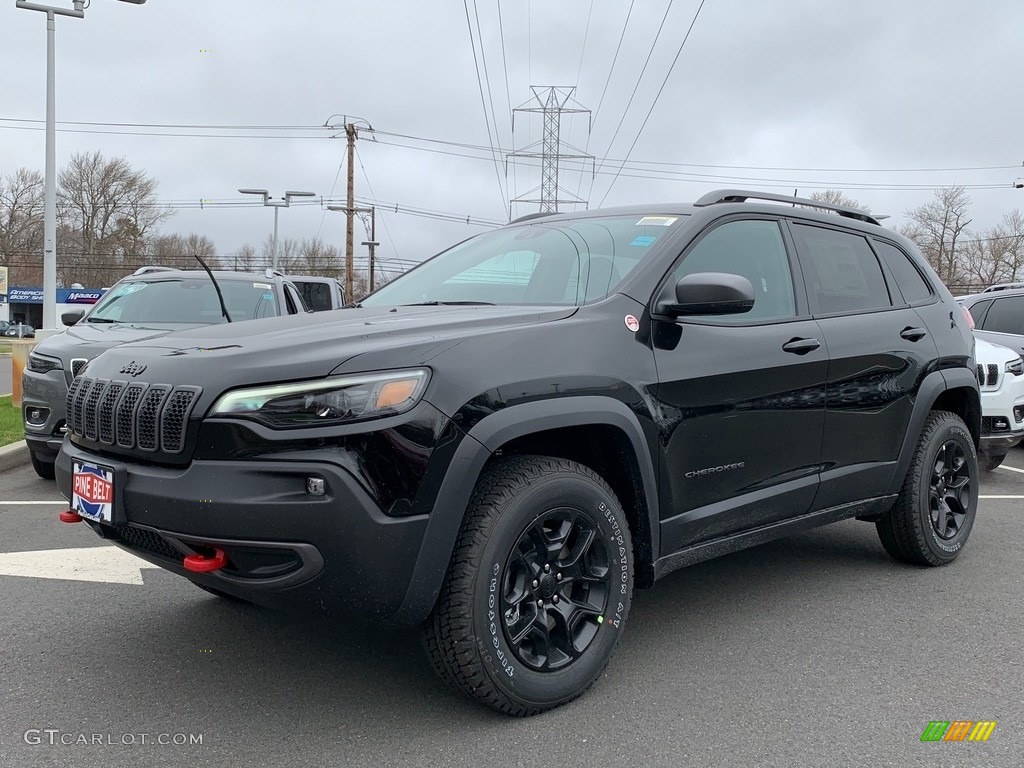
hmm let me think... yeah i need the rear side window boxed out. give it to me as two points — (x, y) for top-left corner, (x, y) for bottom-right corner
(873, 240), (933, 304)
(792, 224), (892, 314)
(981, 296), (1024, 335)
(296, 281), (333, 311)
(966, 298), (992, 326)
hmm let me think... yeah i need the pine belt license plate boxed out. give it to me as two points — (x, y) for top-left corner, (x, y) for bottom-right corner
(72, 461), (115, 523)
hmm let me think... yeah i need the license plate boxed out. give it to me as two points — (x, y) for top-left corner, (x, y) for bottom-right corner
(72, 461), (115, 523)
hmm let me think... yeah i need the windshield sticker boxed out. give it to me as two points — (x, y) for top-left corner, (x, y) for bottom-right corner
(636, 216), (677, 227)
(630, 235), (657, 247)
(253, 283), (271, 289)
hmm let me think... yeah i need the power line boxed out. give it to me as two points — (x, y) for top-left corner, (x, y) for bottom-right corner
(496, 0), (516, 204)
(599, 0), (709, 207)
(463, 0), (508, 214)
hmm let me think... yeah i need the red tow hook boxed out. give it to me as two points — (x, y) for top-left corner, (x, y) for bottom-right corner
(183, 548), (229, 573)
(59, 510), (83, 523)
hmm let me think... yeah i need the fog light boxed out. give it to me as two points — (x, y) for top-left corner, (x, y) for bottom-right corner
(306, 477), (325, 496)
(1015, 406), (1024, 423)
(994, 417), (1010, 431)
(25, 406), (49, 425)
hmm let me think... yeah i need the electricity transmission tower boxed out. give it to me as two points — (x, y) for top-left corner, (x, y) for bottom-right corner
(508, 86), (594, 217)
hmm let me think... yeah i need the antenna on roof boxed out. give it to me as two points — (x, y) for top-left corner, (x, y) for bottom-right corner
(193, 254), (231, 323)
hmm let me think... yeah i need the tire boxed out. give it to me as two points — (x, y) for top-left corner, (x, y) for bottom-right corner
(982, 452), (1006, 472)
(30, 451), (56, 480)
(422, 456), (633, 716)
(876, 410), (978, 566)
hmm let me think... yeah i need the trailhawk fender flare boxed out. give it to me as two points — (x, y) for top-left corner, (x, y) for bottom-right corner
(393, 396), (659, 625)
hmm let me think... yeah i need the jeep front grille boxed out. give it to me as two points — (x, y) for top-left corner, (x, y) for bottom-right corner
(66, 376), (201, 454)
(976, 363), (999, 389)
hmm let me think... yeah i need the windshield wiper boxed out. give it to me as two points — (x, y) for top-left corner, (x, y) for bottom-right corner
(86, 317), (119, 324)
(402, 301), (495, 306)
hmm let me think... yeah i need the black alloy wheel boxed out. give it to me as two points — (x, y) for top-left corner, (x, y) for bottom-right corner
(500, 508), (611, 672)
(929, 440), (970, 540)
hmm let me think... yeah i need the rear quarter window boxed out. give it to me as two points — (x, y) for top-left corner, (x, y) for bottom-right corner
(873, 240), (934, 304)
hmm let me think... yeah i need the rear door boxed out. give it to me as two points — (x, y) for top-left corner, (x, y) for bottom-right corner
(788, 221), (938, 508)
(652, 217), (827, 552)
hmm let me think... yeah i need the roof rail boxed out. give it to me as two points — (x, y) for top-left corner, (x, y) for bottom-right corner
(510, 211), (557, 224)
(693, 188), (881, 226)
(982, 282), (1024, 293)
(132, 266), (176, 275)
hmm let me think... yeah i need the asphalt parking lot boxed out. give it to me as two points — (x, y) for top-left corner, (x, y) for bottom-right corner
(0, 454), (1022, 768)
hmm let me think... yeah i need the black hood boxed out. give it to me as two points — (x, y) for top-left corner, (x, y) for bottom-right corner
(81, 305), (576, 389)
(31, 321), (210, 368)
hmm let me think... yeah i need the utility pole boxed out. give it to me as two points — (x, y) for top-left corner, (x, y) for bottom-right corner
(361, 207), (380, 293)
(327, 203), (373, 298)
(345, 123), (357, 301)
(508, 86), (594, 216)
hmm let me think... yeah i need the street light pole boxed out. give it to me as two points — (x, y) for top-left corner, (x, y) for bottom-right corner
(237, 189), (316, 270)
(17, 0), (146, 336)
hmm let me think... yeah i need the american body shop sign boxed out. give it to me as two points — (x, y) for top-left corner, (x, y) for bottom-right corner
(3, 286), (106, 304)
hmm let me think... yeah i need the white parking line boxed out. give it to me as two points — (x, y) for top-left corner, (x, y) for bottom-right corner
(996, 464), (1024, 475)
(1, 501), (67, 505)
(980, 495), (1024, 499)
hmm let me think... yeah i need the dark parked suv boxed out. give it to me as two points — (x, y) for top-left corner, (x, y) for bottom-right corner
(23, 267), (309, 479)
(55, 190), (980, 716)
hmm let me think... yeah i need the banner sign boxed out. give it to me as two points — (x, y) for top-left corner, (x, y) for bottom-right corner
(8, 286), (106, 304)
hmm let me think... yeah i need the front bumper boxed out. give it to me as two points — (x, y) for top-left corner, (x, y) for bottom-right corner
(22, 367), (70, 460)
(56, 440), (430, 620)
(979, 427), (1024, 456)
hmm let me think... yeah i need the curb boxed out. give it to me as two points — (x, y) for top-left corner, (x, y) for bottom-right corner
(0, 440), (30, 472)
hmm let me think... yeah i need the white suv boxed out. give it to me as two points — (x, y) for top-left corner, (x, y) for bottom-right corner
(975, 337), (1024, 470)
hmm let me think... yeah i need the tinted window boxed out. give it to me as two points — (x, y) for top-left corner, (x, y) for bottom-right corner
(792, 224), (891, 313)
(981, 296), (1024, 335)
(966, 298), (992, 326)
(668, 219), (795, 323)
(296, 281), (333, 311)
(873, 240), (933, 304)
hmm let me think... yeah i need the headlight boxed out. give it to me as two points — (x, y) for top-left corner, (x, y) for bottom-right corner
(27, 352), (62, 374)
(209, 369), (431, 428)
(1006, 358), (1024, 376)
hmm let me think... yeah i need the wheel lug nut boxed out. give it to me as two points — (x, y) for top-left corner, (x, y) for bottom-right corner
(536, 599), (543, 608)
(532, 579), (539, 589)
(543, 564), (550, 573)
(556, 573), (562, 581)
(552, 595), (559, 604)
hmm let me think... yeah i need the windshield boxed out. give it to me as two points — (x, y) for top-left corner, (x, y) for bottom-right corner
(86, 278), (279, 324)
(360, 214), (685, 307)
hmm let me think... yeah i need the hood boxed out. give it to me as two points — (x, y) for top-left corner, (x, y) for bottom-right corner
(32, 321), (210, 365)
(80, 305), (576, 387)
(974, 335), (1020, 366)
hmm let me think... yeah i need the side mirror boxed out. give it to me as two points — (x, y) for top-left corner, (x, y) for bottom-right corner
(660, 272), (755, 317)
(61, 310), (85, 326)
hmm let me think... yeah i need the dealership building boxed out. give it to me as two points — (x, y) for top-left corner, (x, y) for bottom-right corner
(0, 286), (106, 328)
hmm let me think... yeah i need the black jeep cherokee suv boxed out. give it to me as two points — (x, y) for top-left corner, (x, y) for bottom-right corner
(55, 189), (981, 716)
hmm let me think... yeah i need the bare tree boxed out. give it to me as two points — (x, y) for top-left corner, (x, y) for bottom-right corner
(293, 237), (343, 277)
(809, 189), (870, 212)
(962, 209), (1024, 289)
(231, 243), (258, 272)
(901, 186), (973, 285)
(260, 234), (300, 272)
(57, 151), (173, 286)
(0, 168), (44, 285)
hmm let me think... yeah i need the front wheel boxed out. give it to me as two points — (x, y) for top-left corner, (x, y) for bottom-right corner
(876, 410), (978, 566)
(422, 456), (633, 716)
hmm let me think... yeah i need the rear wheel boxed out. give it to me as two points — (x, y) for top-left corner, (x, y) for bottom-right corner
(30, 451), (55, 480)
(876, 410), (977, 566)
(422, 456), (633, 716)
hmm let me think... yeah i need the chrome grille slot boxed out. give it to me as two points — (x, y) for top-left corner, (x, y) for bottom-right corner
(161, 388), (200, 453)
(136, 386), (171, 451)
(65, 376), (86, 435)
(82, 379), (108, 440)
(115, 383), (148, 448)
(97, 381), (126, 445)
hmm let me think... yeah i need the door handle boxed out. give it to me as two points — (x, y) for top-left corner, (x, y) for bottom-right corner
(782, 337), (821, 355)
(900, 327), (927, 342)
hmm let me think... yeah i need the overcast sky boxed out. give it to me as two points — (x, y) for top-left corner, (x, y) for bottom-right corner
(2, 0), (1023, 283)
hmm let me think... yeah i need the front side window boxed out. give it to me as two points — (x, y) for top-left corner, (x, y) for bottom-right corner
(667, 219), (796, 323)
(792, 224), (892, 314)
(360, 214), (685, 307)
(87, 278), (279, 325)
